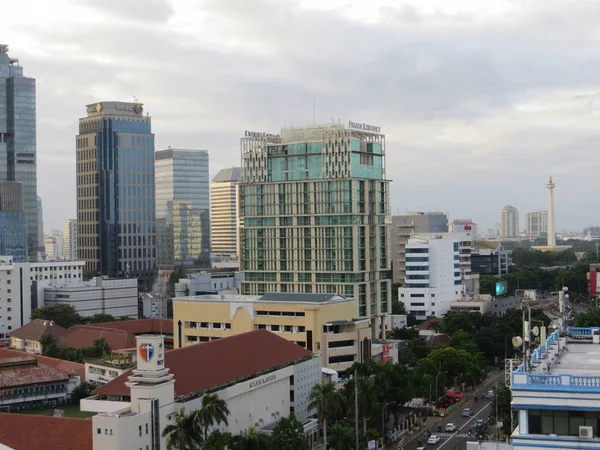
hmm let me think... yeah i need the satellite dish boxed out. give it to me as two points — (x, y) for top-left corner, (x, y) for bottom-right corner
(564, 294), (570, 300)
(532, 326), (540, 337)
(512, 336), (523, 347)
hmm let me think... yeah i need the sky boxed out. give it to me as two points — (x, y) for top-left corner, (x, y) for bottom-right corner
(4, 0), (600, 233)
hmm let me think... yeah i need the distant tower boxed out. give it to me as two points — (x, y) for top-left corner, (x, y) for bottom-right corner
(547, 176), (556, 247)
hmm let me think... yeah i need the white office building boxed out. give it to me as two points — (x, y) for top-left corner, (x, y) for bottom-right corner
(63, 219), (78, 261)
(398, 236), (463, 318)
(0, 256), (85, 337)
(501, 205), (519, 239)
(83, 330), (320, 450)
(174, 270), (245, 296)
(43, 277), (138, 318)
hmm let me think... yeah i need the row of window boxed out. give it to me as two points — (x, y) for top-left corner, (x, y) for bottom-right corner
(254, 324), (306, 333)
(528, 409), (600, 436)
(185, 322), (232, 330)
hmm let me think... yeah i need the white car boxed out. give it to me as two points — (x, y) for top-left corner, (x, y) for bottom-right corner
(445, 423), (457, 432)
(462, 408), (472, 417)
(427, 435), (441, 444)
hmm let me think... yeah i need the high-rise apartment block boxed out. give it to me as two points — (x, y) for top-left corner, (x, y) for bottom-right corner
(210, 167), (242, 258)
(390, 212), (448, 283)
(526, 210), (548, 239)
(239, 123), (391, 326)
(501, 205), (519, 239)
(63, 219), (77, 261)
(0, 181), (26, 261)
(0, 45), (38, 261)
(155, 148), (210, 271)
(76, 101), (156, 280)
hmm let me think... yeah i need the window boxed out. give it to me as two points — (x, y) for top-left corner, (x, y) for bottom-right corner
(139, 425), (142, 437)
(97, 429), (101, 434)
(528, 410), (598, 436)
(145, 423), (149, 435)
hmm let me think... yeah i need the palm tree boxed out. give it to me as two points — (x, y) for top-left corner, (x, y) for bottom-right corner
(162, 409), (201, 450)
(193, 393), (230, 441)
(328, 423), (354, 450)
(308, 381), (341, 448)
(230, 427), (271, 450)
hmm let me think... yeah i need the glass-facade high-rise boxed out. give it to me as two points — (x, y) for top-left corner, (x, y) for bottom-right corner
(0, 181), (26, 262)
(76, 101), (156, 280)
(0, 45), (38, 261)
(210, 167), (241, 258)
(239, 123), (391, 328)
(155, 149), (210, 271)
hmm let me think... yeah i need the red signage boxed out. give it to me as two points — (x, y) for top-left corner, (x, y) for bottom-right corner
(382, 344), (390, 362)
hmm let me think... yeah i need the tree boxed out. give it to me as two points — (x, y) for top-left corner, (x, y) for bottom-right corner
(31, 304), (82, 328)
(270, 414), (307, 450)
(162, 409), (201, 450)
(389, 326), (419, 340)
(193, 393), (230, 441)
(82, 313), (119, 324)
(203, 430), (233, 450)
(40, 334), (59, 358)
(574, 309), (600, 327)
(491, 383), (514, 435)
(308, 381), (342, 448)
(230, 428), (271, 450)
(328, 423), (355, 450)
(71, 381), (98, 403)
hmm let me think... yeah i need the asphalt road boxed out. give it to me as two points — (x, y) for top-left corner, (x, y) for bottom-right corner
(402, 373), (504, 450)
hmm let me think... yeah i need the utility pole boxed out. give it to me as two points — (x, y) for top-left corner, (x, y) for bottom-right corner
(355, 369), (359, 450)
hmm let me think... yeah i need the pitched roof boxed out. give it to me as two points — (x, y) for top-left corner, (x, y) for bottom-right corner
(0, 352), (69, 389)
(0, 348), (85, 381)
(0, 413), (92, 450)
(57, 325), (136, 351)
(212, 167), (242, 183)
(416, 317), (443, 330)
(94, 329), (313, 398)
(8, 320), (67, 342)
(90, 318), (173, 335)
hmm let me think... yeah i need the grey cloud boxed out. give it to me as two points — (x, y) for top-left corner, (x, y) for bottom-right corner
(76, 0), (175, 23)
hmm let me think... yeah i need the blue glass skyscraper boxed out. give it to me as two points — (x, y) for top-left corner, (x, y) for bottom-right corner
(0, 45), (38, 261)
(0, 181), (26, 262)
(77, 101), (156, 280)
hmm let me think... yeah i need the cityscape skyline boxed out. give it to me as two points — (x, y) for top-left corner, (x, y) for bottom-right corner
(5, 0), (600, 233)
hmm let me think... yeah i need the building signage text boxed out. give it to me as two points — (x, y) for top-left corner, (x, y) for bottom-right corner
(244, 131), (280, 138)
(348, 121), (381, 133)
(116, 103), (143, 114)
(249, 373), (277, 389)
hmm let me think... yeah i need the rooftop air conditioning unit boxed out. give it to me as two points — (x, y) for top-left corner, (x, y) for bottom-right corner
(579, 426), (593, 438)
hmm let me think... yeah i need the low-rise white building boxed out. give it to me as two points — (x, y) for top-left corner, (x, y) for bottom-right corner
(85, 350), (136, 385)
(139, 293), (169, 319)
(399, 236), (463, 318)
(83, 330), (320, 450)
(44, 277), (138, 318)
(175, 270), (244, 296)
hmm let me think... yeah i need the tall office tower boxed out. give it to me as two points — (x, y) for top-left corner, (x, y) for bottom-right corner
(0, 181), (26, 261)
(0, 45), (38, 261)
(62, 219), (77, 261)
(37, 196), (44, 252)
(76, 101), (156, 280)
(239, 123), (391, 331)
(390, 212), (448, 283)
(210, 167), (242, 258)
(526, 211), (548, 239)
(500, 205), (519, 239)
(155, 149), (210, 272)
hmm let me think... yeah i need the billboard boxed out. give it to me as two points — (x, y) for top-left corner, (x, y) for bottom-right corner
(382, 344), (390, 362)
(495, 281), (507, 296)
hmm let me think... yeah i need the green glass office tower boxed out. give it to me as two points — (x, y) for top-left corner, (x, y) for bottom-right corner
(239, 123), (391, 330)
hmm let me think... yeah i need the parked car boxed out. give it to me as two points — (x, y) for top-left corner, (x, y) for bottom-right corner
(462, 408), (473, 417)
(445, 423), (457, 432)
(427, 435), (441, 444)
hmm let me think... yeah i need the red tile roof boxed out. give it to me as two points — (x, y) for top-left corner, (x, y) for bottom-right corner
(90, 318), (173, 335)
(94, 329), (313, 398)
(416, 317), (443, 330)
(0, 348), (85, 382)
(57, 325), (137, 351)
(0, 352), (69, 389)
(8, 320), (68, 342)
(0, 413), (92, 450)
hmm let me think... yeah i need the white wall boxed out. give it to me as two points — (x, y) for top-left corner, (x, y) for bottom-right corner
(292, 355), (321, 422)
(0, 257), (22, 338)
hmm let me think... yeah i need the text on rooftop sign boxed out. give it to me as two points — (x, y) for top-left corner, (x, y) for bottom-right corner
(244, 131), (280, 138)
(249, 373), (277, 389)
(348, 121), (381, 133)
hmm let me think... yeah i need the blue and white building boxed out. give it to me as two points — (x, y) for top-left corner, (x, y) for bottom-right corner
(398, 235), (462, 318)
(510, 327), (600, 449)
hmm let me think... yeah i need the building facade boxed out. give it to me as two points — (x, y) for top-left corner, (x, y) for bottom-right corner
(390, 212), (448, 283)
(449, 219), (478, 242)
(63, 219), (78, 261)
(398, 235), (462, 319)
(43, 277), (138, 318)
(526, 211), (548, 239)
(210, 167), (242, 258)
(155, 149), (210, 272)
(76, 101), (156, 280)
(470, 242), (511, 276)
(0, 45), (38, 261)
(37, 196), (43, 253)
(239, 123), (391, 329)
(174, 270), (245, 296)
(0, 181), (26, 261)
(501, 205), (519, 239)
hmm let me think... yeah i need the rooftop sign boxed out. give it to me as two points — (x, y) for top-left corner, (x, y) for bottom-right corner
(348, 121), (381, 133)
(244, 131), (280, 138)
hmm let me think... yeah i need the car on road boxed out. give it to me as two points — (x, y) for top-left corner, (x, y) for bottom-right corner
(482, 390), (494, 399)
(445, 423), (457, 432)
(476, 419), (488, 430)
(462, 408), (473, 417)
(427, 435), (441, 444)
(417, 447), (426, 450)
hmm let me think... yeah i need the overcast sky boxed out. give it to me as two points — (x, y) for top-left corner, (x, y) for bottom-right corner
(4, 0), (600, 233)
